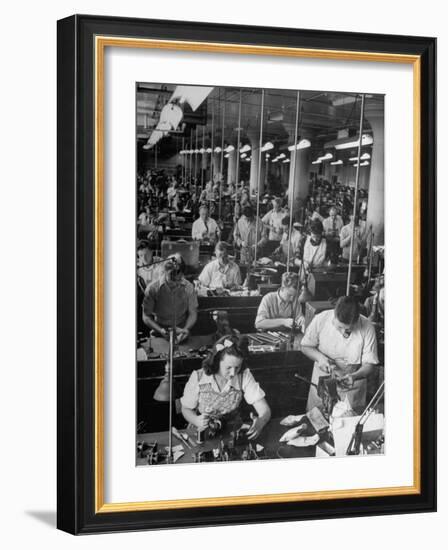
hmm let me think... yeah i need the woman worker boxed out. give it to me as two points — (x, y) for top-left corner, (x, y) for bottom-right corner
(301, 296), (379, 414)
(180, 335), (271, 440)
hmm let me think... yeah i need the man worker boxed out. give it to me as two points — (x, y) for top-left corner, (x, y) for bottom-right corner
(198, 241), (242, 289)
(142, 253), (198, 343)
(301, 295), (379, 413)
(255, 272), (305, 332)
(191, 204), (220, 244)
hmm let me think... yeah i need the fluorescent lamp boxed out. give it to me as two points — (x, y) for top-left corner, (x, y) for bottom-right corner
(224, 145), (235, 153)
(261, 141), (274, 152)
(349, 152), (371, 162)
(288, 139), (311, 151)
(241, 153), (247, 159)
(311, 160), (322, 165)
(159, 103), (183, 131)
(170, 85), (213, 112)
(334, 134), (373, 150)
(240, 144), (251, 153)
(330, 160), (343, 165)
(199, 148), (205, 154)
(282, 158), (290, 163)
(214, 146), (222, 153)
(318, 153), (333, 161)
(206, 148), (212, 153)
(277, 153), (286, 160)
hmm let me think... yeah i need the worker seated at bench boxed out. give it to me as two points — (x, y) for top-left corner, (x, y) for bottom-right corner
(142, 253), (198, 343)
(197, 241), (242, 290)
(255, 272), (305, 332)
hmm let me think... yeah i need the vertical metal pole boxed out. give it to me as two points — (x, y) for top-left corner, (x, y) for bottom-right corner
(219, 90), (226, 219)
(287, 91), (301, 271)
(190, 128), (193, 186)
(167, 328), (174, 461)
(195, 126), (199, 198)
(155, 143), (158, 169)
(254, 89), (265, 266)
(211, 101), (215, 186)
(182, 137), (185, 184)
(346, 93), (366, 295)
(234, 89), (242, 219)
(201, 125), (205, 190)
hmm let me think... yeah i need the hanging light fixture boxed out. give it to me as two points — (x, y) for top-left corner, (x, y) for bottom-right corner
(206, 148), (212, 154)
(277, 153), (286, 160)
(311, 159), (322, 165)
(224, 153), (230, 158)
(158, 103), (184, 132)
(241, 153), (247, 159)
(330, 159), (343, 165)
(224, 144), (235, 153)
(199, 148), (205, 154)
(240, 144), (251, 153)
(261, 141), (274, 152)
(333, 134), (373, 150)
(288, 138), (311, 151)
(214, 146), (222, 153)
(349, 152), (371, 161)
(318, 153), (333, 161)
(282, 158), (290, 163)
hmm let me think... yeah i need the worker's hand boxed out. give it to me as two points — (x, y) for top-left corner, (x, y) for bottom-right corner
(317, 356), (334, 374)
(246, 417), (265, 440)
(196, 414), (210, 430)
(282, 318), (294, 329)
(338, 374), (354, 389)
(176, 328), (190, 343)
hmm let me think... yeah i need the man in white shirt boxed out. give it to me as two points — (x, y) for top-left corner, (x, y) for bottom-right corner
(261, 198), (285, 242)
(323, 206), (344, 238)
(340, 214), (367, 261)
(255, 272), (305, 332)
(233, 206), (264, 265)
(301, 296), (379, 413)
(302, 219), (327, 270)
(275, 216), (304, 263)
(198, 242), (242, 289)
(191, 205), (220, 244)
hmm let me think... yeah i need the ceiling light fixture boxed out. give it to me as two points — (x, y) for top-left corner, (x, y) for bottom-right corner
(288, 138), (311, 151)
(261, 141), (274, 152)
(333, 134), (374, 150)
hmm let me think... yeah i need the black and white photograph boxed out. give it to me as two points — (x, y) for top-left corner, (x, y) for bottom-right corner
(135, 83), (385, 466)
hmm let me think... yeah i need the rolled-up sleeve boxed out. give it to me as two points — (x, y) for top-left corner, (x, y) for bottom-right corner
(361, 321), (380, 364)
(242, 369), (265, 405)
(198, 263), (212, 287)
(301, 315), (320, 348)
(180, 370), (200, 409)
(186, 284), (198, 311)
(255, 294), (271, 326)
(142, 285), (156, 317)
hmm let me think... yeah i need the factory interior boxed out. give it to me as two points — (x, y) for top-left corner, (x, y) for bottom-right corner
(135, 84), (385, 465)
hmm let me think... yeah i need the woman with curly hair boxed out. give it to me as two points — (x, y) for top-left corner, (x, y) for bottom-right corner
(180, 335), (271, 440)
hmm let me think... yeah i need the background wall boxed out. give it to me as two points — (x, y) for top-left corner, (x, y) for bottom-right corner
(0, 0), (443, 546)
